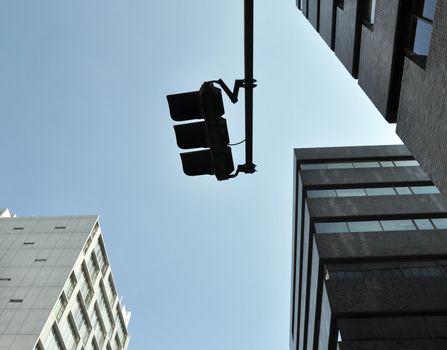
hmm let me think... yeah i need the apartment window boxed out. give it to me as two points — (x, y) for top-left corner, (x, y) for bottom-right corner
(0, 277), (11, 281)
(64, 272), (77, 300)
(35, 258), (47, 262)
(87, 252), (100, 283)
(43, 326), (63, 350)
(95, 239), (108, 274)
(83, 235), (93, 254)
(115, 334), (123, 350)
(98, 285), (114, 334)
(73, 295), (91, 344)
(116, 307), (128, 345)
(13, 227), (24, 230)
(59, 316), (79, 350)
(78, 265), (93, 305)
(23, 242), (35, 245)
(91, 306), (106, 348)
(54, 294), (68, 321)
(55, 226), (66, 230)
(10, 298), (23, 303)
(91, 339), (100, 350)
(107, 275), (118, 305)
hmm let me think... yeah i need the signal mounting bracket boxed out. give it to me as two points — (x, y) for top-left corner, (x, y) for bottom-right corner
(211, 79), (257, 104)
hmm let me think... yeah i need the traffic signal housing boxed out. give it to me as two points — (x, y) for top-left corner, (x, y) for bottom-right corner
(167, 82), (235, 181)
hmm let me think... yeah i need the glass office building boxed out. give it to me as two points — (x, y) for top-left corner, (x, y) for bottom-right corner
(290, 145), (447, 350)
(295, 1), (447, 196)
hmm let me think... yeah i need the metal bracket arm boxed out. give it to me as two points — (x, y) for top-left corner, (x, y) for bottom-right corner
(211, 79), (257, 104)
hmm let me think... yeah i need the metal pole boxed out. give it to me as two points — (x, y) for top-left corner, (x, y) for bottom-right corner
(244, 0), (255, 172)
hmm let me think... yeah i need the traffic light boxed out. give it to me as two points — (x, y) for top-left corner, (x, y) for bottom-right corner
(167, 82), (235, 181)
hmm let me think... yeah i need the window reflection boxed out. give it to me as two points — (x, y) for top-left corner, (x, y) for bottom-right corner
(307, 185), (439, 198)
(315, 217), (447, 234)
(300, 159), (419, 170)
(326, 260), (447, 280)
(404, 0), (437, 66)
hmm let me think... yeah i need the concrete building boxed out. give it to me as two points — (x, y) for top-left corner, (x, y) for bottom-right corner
(290, 145), (447, 350)
(0, 209), (130, 350)
(295, 1), (447, 195)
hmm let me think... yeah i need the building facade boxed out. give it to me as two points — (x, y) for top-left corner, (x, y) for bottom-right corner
(295, 0), (447, 195)
(0, 209), (130, 350)
(290, 145), (447, 350)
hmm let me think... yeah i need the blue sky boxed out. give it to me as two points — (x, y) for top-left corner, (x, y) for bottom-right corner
(0, 1), (401, 349)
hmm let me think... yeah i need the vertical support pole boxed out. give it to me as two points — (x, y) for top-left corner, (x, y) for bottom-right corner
(244, 0), (256, 172)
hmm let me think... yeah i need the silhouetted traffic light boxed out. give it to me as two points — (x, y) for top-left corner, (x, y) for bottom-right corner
(167, 82), (235, 181)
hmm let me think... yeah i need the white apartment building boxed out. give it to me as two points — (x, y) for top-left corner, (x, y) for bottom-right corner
(0, 209), (130, 350)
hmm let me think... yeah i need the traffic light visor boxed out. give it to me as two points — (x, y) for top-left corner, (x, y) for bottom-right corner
(167, 91), (202, 121)
(180, 150), (214, 176)
(214, 146), (235, 180)
(174, 122), (209, 149)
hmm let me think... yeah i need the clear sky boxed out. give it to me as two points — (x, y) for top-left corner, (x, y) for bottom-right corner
(0, 1), (401, 349)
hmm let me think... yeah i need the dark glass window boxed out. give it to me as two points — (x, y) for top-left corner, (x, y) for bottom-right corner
(307, 190), (337, 198)
(365, 0), (376, 24)
(365, 187), (396, 196)
(414, 219), (434, 230)
(347, 221), (382, 233)
(423, 0), (436, 20)
(315, 222), (349, 234)
(380, 219), (417, 231)
(404, 0), (437, 65)
(327, 162), (353, 169)
(395, 187), (413, 195)
(335, 188), (365, 197)
(432, 218), (447, 229)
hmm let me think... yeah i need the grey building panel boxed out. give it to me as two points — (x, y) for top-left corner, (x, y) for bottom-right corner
(319, 0), (334, 48)
(397, 3), (447, 195)
(315, 230), (447, 260)
(358, 0), (400, 119)
(340, 339), (447, 350)
(300, 166), (431, 187)
(335, 0), (359, 76)
(295, 144), (411, 161)
(325, 278), (447, 314)
(307, 194), (447, 220)
(308, 0), (320, 30)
